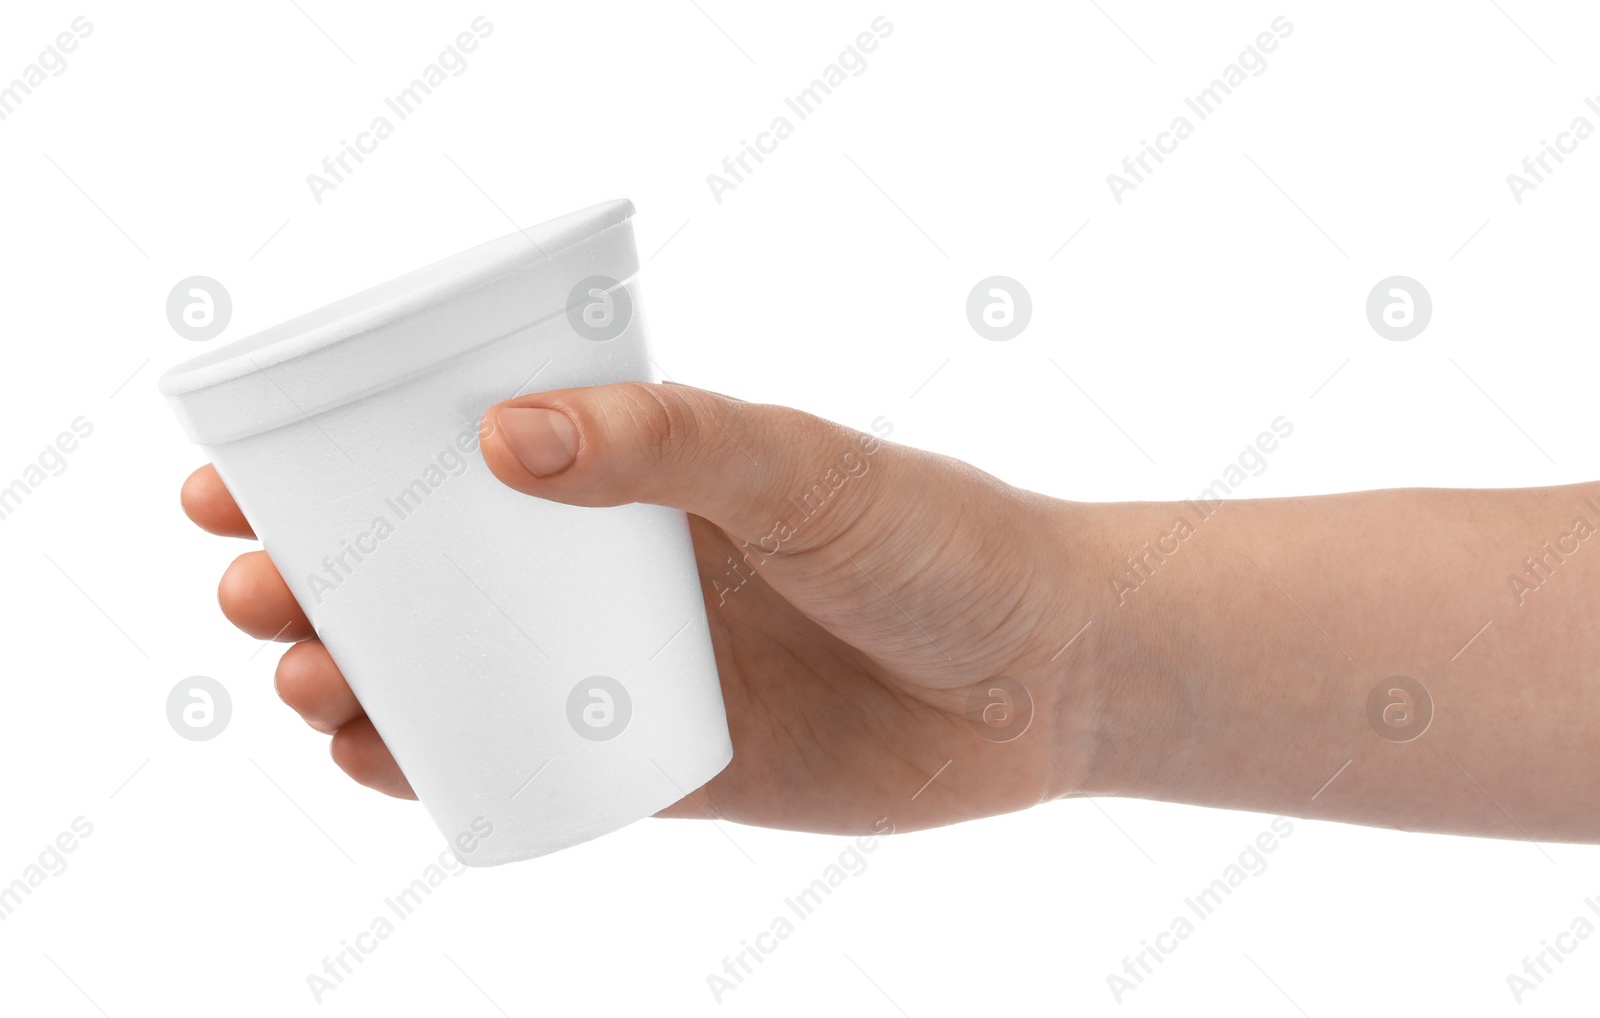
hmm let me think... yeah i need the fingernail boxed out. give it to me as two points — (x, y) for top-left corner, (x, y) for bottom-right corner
(497, 408), (579, 477)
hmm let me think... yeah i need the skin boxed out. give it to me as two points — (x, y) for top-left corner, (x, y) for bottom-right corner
(183, 381), (1600, 843)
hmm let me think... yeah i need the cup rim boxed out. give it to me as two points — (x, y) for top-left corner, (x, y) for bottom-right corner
(158, 198), (638, 445)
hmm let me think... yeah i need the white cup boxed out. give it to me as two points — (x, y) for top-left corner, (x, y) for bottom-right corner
(160, 200), (732, 865)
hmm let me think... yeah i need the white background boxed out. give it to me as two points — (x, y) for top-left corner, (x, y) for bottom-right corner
(2, 1), (1598, 1014)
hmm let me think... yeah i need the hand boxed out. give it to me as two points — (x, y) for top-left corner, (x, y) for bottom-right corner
(183, 382), (1108, 835)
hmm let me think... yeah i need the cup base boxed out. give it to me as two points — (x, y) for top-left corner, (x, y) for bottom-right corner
(456, 741), (735, 867)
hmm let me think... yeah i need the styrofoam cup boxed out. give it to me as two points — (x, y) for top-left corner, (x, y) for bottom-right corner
(160, 200), (732, 865)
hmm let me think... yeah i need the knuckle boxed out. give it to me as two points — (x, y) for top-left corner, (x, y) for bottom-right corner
(613, 381), (698, 470)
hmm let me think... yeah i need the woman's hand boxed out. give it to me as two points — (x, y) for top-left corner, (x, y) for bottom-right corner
(182, 381), (1111, 835)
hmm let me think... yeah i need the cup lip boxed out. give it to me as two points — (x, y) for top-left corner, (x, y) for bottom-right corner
(158, 198), (636, 399)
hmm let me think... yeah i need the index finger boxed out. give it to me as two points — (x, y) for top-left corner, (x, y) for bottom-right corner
(181, 464), (255, 539)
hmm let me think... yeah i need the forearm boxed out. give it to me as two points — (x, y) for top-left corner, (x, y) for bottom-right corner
(1062, 482), (1600, 842)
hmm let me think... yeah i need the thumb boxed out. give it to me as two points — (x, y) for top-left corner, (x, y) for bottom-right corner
(479, 381), (892, 552)
(481, 382), (1057, 687)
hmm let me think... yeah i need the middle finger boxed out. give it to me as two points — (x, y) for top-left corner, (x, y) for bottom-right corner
(219, 550), (314, 641)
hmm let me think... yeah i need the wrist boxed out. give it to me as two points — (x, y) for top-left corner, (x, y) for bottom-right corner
(1030, 496), (1193, 804)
